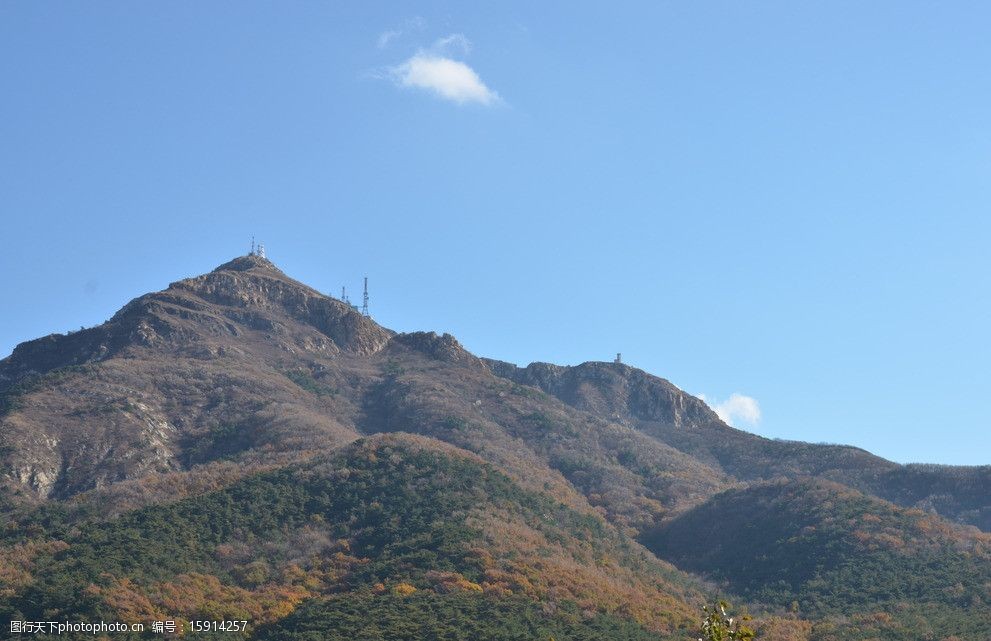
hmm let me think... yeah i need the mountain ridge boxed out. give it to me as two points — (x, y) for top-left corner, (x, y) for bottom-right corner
(1, 255), (986, 525)
(1, 254), (989, 640)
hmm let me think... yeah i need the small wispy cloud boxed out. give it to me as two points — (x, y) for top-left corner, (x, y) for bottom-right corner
(377, 30), (401, 49)
(380, 34), (499, 106)
(698, 392), (762, 427)
(376, 17), (426, 49)
(431, 33), (471, 56)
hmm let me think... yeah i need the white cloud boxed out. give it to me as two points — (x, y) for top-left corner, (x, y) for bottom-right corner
(375, 31), (499, 106)
(699, 392), (762, 427)
(389, 53), (498, 105)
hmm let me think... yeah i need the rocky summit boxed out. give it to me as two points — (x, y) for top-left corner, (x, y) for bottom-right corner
(1, 256), (989, 641)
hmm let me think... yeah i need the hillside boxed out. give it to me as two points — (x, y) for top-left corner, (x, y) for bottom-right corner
(1, 254), (989, 640)
(2, 434), (703, 639)
(486, 360), (991, 530)
(648, 478), (991, 639)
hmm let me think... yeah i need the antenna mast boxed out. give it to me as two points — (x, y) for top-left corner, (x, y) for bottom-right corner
(361, 277), (369, 317)
(249, 236), (266, 258)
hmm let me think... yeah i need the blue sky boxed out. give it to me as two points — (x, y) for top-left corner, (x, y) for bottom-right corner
(1, 2), (988, 464)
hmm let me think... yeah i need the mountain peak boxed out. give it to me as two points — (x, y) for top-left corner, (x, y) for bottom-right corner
(0, 254), (393, 401)
(212, 254), (282, 274)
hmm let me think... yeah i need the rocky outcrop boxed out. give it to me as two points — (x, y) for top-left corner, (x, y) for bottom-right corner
(171, 257), (393, 356)
(391, 332), (486, 368)
(483, 359), (718, 429)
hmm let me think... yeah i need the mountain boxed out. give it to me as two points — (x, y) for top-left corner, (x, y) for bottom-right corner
(1, 255), (989, 640)
(485, 360), (991, 531)
(0, 255), (388, 500)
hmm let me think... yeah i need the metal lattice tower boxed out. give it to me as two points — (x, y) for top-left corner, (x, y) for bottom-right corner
(249, 236), (266, 258)
(361, 277), (369, 317)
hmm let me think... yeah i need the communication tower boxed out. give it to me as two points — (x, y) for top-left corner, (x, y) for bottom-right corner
(249, 237), (266, 258)
(361, 277), (369, 317)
